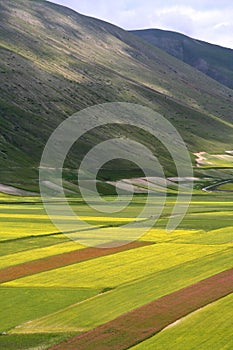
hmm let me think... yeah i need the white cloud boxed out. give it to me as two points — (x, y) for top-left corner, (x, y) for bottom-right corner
(51, 1), (233, 48)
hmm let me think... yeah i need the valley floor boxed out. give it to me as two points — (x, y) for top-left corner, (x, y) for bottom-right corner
(0, 191), (232, 349)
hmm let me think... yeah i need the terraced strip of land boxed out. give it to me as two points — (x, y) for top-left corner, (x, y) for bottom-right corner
(49, 267), (233, 350)
(0, 241), (152, 283)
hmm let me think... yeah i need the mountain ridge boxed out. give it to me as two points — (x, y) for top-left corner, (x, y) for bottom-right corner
(0, 0), (233, 190)
(131, 28), (233, 90)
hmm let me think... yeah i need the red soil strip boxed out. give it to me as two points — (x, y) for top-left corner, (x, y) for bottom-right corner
(0, 241), (152, 283)
(49, 267), (233, 350)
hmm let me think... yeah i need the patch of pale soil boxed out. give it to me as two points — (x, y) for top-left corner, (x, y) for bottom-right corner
(0, 184), (37, 196)
(107, 181), (147, 193)
(168, 177), (200, 182)
(41, 181), (75, 194)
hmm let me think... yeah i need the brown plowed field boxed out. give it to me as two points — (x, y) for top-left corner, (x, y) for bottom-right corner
(49, 267), (233, 350)
(0, 241), (152, 283)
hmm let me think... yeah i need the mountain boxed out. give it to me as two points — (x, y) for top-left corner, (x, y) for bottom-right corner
(131, 29), (233, 90)
(0, 0), (233, 190)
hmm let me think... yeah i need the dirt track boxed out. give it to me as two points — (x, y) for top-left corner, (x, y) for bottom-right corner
(49, 267), (233, 350)
(0, 241), (152, 283)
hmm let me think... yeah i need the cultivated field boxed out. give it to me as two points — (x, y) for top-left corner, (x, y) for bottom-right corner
(0, 191), (233, 349)
(132, 292), (233, 350)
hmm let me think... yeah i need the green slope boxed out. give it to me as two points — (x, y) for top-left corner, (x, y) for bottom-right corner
(0, 0), (233, 189)
(131, 28), (233, 90)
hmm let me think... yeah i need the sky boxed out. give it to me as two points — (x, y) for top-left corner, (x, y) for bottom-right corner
(51, 0), (233, 49)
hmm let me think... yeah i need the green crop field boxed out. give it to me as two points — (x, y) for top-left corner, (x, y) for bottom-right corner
(0, 286), (100, 333)
(4, 243), (227, 288)
(1, 1), (233, 348)
(217, 182), (233, 191)
(0, 240), (84, 269)
(0, 190), (233, 349)
(0, 334), (76, 350)
(10, 248), (232, 334)
(132, 292), (233, 350)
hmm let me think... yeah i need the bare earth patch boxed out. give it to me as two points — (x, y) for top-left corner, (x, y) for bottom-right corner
(0, 184), (37, 196)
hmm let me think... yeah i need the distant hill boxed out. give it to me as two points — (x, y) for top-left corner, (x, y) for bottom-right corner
(0, 0), (233, 189)
(131, 29), (233, 90)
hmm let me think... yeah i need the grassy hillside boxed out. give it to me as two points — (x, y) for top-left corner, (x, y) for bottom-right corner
(131, 28), (233, 90)
(0, 0), (233, 189)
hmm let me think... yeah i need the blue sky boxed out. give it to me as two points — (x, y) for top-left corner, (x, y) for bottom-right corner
(51, 0), (233, 48)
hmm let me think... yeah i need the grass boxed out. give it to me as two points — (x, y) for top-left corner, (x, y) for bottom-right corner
(1, 0), (233, 347)
(194, 152), (233, 168)
(165, 226), (233, 245)
(2, 193), (233, 241)
(140, 226), (233, 245)
(0, 235), (70, 256)
(0, 201), (58, 241)
(1, 191), (233, 346)
(1, 0), (233, 188)
(217, 182), (233, 191)
(132, 292), (233, 350)
(0, 287), (100, 332)
(10, 248), (233, 334)
(0, 240), (84, 269)
(42, 269), (233, 349)
(0, 220), (58, 241)
(0, 333), (76, 350)
(157, 195), (233, 231)
(3, 243), (226, 288)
